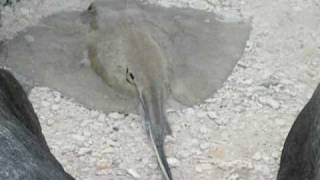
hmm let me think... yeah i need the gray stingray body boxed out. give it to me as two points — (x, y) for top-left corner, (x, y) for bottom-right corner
(0, 0), (251, 179)
(87, 3), (173, 177)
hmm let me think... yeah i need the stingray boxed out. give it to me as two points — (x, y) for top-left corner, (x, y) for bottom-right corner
(0, 0), (251, 179)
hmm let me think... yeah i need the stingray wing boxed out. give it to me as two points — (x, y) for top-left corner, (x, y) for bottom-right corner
(141, 5), (251, 106)
(0, 11), (138, 113)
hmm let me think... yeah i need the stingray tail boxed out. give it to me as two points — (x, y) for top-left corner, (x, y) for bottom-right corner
(147, 122), (173, 180)
(139, 90), (173, 180)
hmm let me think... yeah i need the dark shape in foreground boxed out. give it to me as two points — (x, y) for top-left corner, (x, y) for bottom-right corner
(0, 69), (74, 180)
(277, 84), (320, 180)
(0, 0), (251, 179)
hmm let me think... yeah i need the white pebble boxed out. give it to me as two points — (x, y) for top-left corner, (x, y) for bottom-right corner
(24, 34), (34, 43)
(253, 152), (262, 161)
(96, 160), (111, 170)
(108, 140), (120, 147)
(272, 152), (279, 159)
(197, 111), (207, 118)
(215, 117), (229, 126)
(83, 130), (92, 137)
(255, 164), (271, 175)
(165, 135), (176, 144)
(195, 165), (203, 173)
(259, 96), (280, 109)
(195, 163), (212, 173)
(207, 111), (218, 119)
(80, 120), (92, 127)
(275, 118), (286, 126)
(72, 134), (86, 142)
(127, 169), (141, 179)
(90, 110), (99, 118)
(78, 148), (92, 156)
(54, 95), (61, 103)
(80, 58), (91, 67)
(51, 104), (59, 111)
(200, 126), (208, 134)
(41, 101), (50, 107)
(227, 174), (244, 180)
(47, 119), (54, 126)
(108, 112), (124, 119)
(183, 108), (195, 115)
(178, 150), (190, 158)
(200, 143), (210, 150)
(102, 147), (114, 154)
(97, 114), (106, 122)
(167, 157), (180, 167)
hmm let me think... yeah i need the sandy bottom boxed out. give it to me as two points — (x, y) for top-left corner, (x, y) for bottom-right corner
(1, 0), (320, 179)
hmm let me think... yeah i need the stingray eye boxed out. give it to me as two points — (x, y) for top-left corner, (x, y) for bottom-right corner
(88, 5), (92, 11)
(126, 68), (135, 84)
(87, 3), (94, 11)
(129, 72), (135, 80)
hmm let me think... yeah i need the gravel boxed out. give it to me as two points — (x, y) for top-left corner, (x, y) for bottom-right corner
(1, 0), (320, 179)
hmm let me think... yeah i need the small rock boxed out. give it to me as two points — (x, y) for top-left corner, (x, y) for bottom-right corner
(191, 138), (199, 145)
(54, 95), (61, 103)
(80, 120), (92, 127)
(259, 96), (280, 109)
(24, 34), (34, 43)
(255, 164), (271, 175)
(47, 119), (54, 126)
(108, 140), (120, 147)
(178, 150), (190, 159)
(148, 162), (158, 170)
(96, 159), (111, 170)
(200, 126), (208, 134)
(228, 174), (245, 180)
(165, 135), (176, 144)
(275, 118), (286, 126)
(72, 134), (86, 142)
(253, 152), (262, 161)
(214, 115), (230, 126)
(108, 112), (124, 119)
(51, 104), (59, 111)
(167, 157), (180, 167)
(90, 110), (99, 118)
(183, 108), (195, 115)
(195, 165), (203, 173)
(87, 140), (93, 145)
(97, 114), (106, 122)
(205, 98), (216, 103)
(196, 111), (207, 118)
(271, 152), (279, 159)
(192, 148), (202, 155)
(262, 155), (272, 164)
(207, 111), (218, 119)
(293, 6), (302, 11)
(195, 163), (212, 173)
(102, 147), (114, 154)
(166, 108), (176, 113)
(243, 78), (253, 85)
(80, 58), (91, 67)
(41, 101), (50, 107)
(201, 163), (213, 170)
(78, 148), (92, 156)
(200, 143), (210, 150)
(245, 40), (253, 51)
(127, 169), (141, 179)
(83, 130), (92, 137)
(209, 147), (225, 159)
